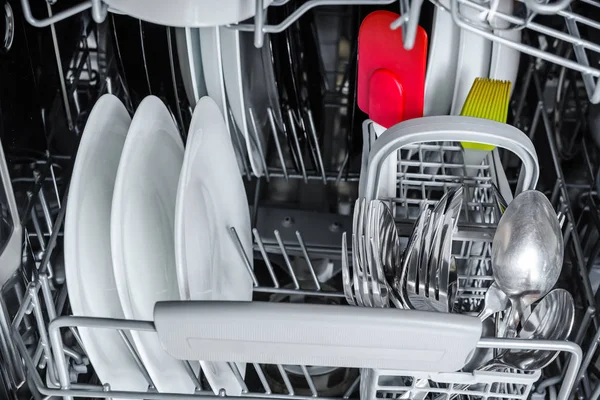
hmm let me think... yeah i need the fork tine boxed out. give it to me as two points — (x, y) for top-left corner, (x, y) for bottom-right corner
(359, 234), (373, 307)
(351, 233), (364, 307)
(357, 200), (373, 307)
(341, 232), (356, 306)
(365, 202), (382, 307)
(352, 200), (365, 307)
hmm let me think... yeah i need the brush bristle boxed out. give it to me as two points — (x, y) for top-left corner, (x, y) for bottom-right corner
(460, 78), (512, 151)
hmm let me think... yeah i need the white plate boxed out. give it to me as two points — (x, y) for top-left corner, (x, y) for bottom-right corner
(175, 27), (207, 107)
(450, 4), (492, 115)
(198, 27), (248, 174)
(64, 94), (148, 395)
(488, 0), (521, 96)
(221, 27), (267, 176)
(111, 95), (198, 394)
(423, 0), (459, 116)
(175, 96), (253, 394)
(104, 0), (272, 27)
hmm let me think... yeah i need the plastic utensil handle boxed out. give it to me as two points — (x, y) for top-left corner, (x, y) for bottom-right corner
(154, 301), (481, 373)
(360, 116), (539, 200)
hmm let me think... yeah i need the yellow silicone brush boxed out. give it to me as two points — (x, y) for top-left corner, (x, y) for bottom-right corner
(460, 78), (512, 166)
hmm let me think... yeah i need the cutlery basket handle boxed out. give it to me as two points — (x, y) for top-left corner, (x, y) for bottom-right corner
(154, 301), (481, 373)
(360, 116), (539, 200)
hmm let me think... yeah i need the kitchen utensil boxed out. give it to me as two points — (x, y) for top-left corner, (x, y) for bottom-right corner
(154, 301), (482, 373)
(395, 202), (428, 309)
(477, 282), (510, 321)
(488, 289), (575, 370)
(358, 10), (427, 127)
(492, 190), (564, 337)
(64, 94), (148, 395)
(450, 3), (492, 115)
(174, 96), (252, 394)
(460, 78), (512, 168)
(103, 0), (273, 27)
(424, 0), (459, 116)
(111, 96), (198, 393)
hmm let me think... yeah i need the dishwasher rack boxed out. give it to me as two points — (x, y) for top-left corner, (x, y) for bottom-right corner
(1, 2), (600, 400)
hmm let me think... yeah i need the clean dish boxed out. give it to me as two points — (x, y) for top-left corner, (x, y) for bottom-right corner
(221, 27), (266, 176)
(175, 27), (207, 107)
(64, 94), (148, 395)
(488, 0), (521, 96)
(104, 0), (272, 27)
(450, 4), (492, 115)
(424, 1), (459, 116)
(175, 96), (252, 394)
(199, 27), (227, 124)
(111, 95), (198, 393)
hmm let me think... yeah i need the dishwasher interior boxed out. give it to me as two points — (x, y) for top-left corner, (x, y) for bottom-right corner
(0, 0), (600, 399)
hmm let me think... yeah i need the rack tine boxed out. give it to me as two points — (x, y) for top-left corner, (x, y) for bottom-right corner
(300, 365), (318, 397)
(253, 363), (272, 394)
(253, 228), (280, 288)
(305, 109), (327, 184)
(117, 330), (155, 389)
(274, 230), (300, 289)
(166, 27), (186, 134)
(46, 2), (73, 131)
(30, 207), (54, 278)
(254, 0), (265, 48)
(286, 108), (307, 183)
(295, 231), (321, 290)
(276, 364), (294, 395)
(139, 20), (152, 95)
(267, 108), (288, 180)
(176, 360), (200, 392)
(229, 227), (259, 287)
(248, 107), (270, 181)
(228, 362), (249, 393)
(227, 106), (252, 180)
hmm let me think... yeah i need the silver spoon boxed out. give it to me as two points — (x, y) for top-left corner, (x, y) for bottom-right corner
(491, 190), (564, 337)
(485, 288), (575, 371)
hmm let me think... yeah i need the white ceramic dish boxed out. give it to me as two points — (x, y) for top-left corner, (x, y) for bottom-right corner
(111, 95), (198, 394)
(423, 0), (459, 116)
(450, 4), (492, 115)
(175, 96), (252, 394)
(220, 27), (267, 176)
(175, 27), (207, 107)
(104, 0), (272, 27)
(488, 0), (521, 96)
(64, 94), (148, 396)
(0, 138), (21, 287)
(199, 27), (227, 124)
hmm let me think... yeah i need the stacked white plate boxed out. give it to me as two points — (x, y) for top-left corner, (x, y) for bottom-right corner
(65, 94), (253, 395)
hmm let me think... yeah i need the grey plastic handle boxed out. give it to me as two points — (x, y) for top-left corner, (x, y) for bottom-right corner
(360, 116), (539, 200)
(154, 301), (482, 373)
(0, 141), (21, 288)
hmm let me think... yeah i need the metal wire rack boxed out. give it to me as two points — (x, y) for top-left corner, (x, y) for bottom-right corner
(3, 2), (600, 400)
(446, 0), (600, 104)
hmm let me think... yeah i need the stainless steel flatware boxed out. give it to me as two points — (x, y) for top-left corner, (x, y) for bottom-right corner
(491, 190), (564, 337)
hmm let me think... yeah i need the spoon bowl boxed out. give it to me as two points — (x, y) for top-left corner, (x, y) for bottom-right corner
(497, 288), (575, 370)
(491, 190), (563, 334)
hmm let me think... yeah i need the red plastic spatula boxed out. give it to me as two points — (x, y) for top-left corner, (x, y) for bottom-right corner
(358, 11), (428, 129)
